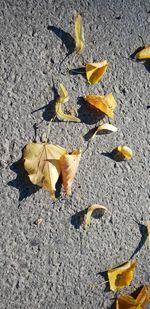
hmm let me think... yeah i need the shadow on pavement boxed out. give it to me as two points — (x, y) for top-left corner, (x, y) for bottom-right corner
(77, 97), (105, 125)
(130, 221), (148, 259)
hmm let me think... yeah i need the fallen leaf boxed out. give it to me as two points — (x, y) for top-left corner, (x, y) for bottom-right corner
(90, 123), (118, 141)
(114, 146), (133, 160)
(136, 285), (149, 308)
(147, 221), (150, 248)
(86, 60), (109, 84)
(108, 260), (137, 291)
(83, 93), (117, 118)
(116, 285), (149, 309)
(55, 83), (80, 122)
(74, 14), (84, 54)
(135, 45), (150, 59)
(23, 143), (67, 199)
(84, 204), (111, 227)
(60, 149), (81, 195)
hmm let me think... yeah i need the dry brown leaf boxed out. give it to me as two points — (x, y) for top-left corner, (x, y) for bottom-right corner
(116, 285), (149, 309)
(84, 204), (111, 227)
(60, 149), (81, 195)
(55, 84), (80, 122)
(114, 146), (133, 160)
(23, 143), (67, 199)
(90, 123), (118, 141)
(74, 14), (84, 54)
(108, 260), (137, 291)
(83, 93), (117, 118)
(86, 60), (109, 84)
(135, 45), (150, 59)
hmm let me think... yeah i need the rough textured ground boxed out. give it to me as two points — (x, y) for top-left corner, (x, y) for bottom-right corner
(0, 0), (150, 308)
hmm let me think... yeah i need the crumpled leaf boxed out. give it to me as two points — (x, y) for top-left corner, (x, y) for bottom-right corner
(60, 149), (81, 195)
(86, 60), (109, 84)
(135, 45), (150, 59)
(55, 83), (80, 122)
(114, 145), (133, 160)
(116, 285), (149, 309)
(74, 14), (84, 54)
(90, 123), (118, 141)
(23, 143), (67, 199)
(147, 221), (150, 248)
(84, 204), (111, 227)
(83, 93), (117, 118)
(108, 260), (137, 291)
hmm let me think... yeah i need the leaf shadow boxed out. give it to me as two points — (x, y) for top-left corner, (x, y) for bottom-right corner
(101, 151), (125, 162)
(47, 25), (75, 56)
(69, 67), (86, 78)
(71, 208), (87, 229)
(143, 60), (150, 73)
(130, 46), (144, 59)
(31, 83), (58, 123)
(96, 270), (110, 293)
(77, 97), (105, 125)
(130, 222), (148, 259)
(8, 159), (40, 206)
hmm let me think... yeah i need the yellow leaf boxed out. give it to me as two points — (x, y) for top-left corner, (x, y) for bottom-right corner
(83, 93), (117, 118)
(116, 285), (149, 309)
(84, 204), (111, 227)
(60, 149), (81, 195)
(22, 143), (67, 199)
(135, 45), (150, 59)
(90, 123), (118, 141)
(114, 146), (133, 160)
(86, 60), (109, 84)
(147, 221), (150, 249)
(116, 295), (140, 309)
(74, 14), (84, 54)
(55, 84), (80, 122)
(108, 260), (137, 291)
(136, 285), (149, 308)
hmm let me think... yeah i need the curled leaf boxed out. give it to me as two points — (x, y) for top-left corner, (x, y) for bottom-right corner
(60, 149), (81, 195)
(55, 84), (80, 122)
(86, 60), (109, 84)
(74, 14), (84, 54)
(83, 93), (117, 118)
(135, 45), (150, 59)
(90, 123), (118, 141)
(23, 143), (67, 199)
(108, 260), (137, 291)
(84, 204), (111, 227)
(147, 221), (150, 249)
(114, 146), (133, 160)
(116, 285), (149, 309)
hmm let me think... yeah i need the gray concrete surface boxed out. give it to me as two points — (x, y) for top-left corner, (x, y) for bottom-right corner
(0, 0), (150, 308)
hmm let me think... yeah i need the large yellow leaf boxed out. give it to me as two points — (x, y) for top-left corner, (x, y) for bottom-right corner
(83, 93), (117, 118)
(86, 60), (108, 84)
(108, 260), (137, 291)
(60, 149), (81, 195)
(135, 45), (150, 59)
(23, 143), (67, 199)
(74, 14), (84, 54)
(55, 83), (80, 122)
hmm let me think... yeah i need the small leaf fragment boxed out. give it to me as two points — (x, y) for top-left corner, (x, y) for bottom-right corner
(22, 143), (67, 199)
(135, 45), (150, 59)
(90, 123), (118, 141)
(116, 285), (149, 309)
(114, 146), (133, 160)
(108, 260), (137, 291)
(83, 93), (117, 118)
(60, 149), (81, 195)
(86, 60), (109, 84)
(84, 204), (111, 227)
(147, 221), (150, 249)
(74, 14), (84, 54)
(55, 83), (80, 122)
